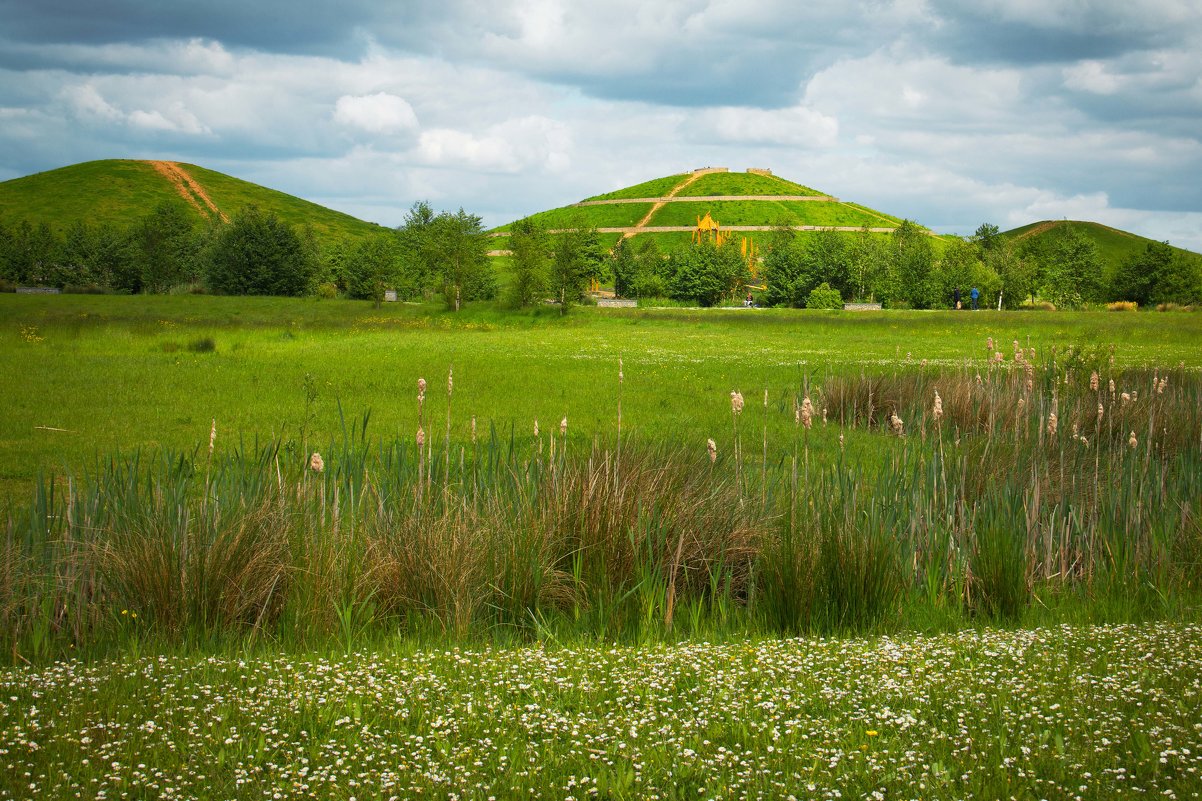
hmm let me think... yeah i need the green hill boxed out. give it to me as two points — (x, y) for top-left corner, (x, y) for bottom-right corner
(1002, 220), (1202, 276)
(488, 168), (926, 255)
(0, 159), (383, 245)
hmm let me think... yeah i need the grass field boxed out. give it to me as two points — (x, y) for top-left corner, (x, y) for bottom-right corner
(674, 171), (823, 197)
(4, 293), (1202, 800)
(5, 293), (1201, 501)
(584, 174), (690, 201)
(3, 623), (1200, 800)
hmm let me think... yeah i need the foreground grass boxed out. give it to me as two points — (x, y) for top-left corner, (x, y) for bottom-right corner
(2, 623), (1200, 800)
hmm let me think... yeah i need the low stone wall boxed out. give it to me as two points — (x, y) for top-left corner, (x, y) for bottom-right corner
(597, 298), (637, 308)
(16, 286), (61, 294)
(843, 302), (882, 311)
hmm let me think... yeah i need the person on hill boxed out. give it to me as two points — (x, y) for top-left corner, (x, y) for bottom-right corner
(970, 286), (980, 310)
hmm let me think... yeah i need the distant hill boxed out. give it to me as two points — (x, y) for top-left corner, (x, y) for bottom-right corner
(0, 159), (383, 245)
(487, 167), (927, 255)
(1002, 220), (1202, 276)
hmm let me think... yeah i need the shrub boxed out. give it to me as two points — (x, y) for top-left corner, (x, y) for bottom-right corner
(805, 282), (843, 310)
(1107, 301), (1138, 312)
(315, 282), (338, 300)
(1020, 300), (1057, 311)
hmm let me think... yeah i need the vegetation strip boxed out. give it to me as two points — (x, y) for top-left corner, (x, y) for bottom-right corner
(575, 195), (837, 205)
(2, 624), (1200, 799)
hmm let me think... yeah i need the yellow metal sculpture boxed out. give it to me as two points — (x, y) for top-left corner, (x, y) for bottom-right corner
(692, 212), (727, 246)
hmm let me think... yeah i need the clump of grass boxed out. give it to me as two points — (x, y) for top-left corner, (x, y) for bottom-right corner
(187, 336), (216, 353)
(1107, 301), (1139, 311)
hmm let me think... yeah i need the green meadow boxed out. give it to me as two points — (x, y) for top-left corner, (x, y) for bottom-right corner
(4, 293), (1202, 800)
(5, 293), (1201, 501)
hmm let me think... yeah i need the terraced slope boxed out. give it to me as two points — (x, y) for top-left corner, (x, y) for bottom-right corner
(0, 159), (383, 245)
(490, 168), (927, 255)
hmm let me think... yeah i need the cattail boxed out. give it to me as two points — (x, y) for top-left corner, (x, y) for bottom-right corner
(800, 396), (814, 429)
(447, 366), (453, 397)
(1121, 391), (1131, 405)
(308, 452), (324, 473)
(560, 416), (568, 436)
(1109, 378), (1115, 397)
(418, 377), (427, 400)
(838, 433), (845, 448)
(1157, 377), (1167, 394)
(763, 388), (769, 408)
(976, 373), (983, 386)
(730, 390), (744, 415)
(1017, 396), (1025, 414)
(1132, 390), (1139, 402)
(932, 390), (943, 422)
(470, 416), (477, 443)
(822, 406), (828, 425)
(986, 336), (994, 351)
(1046, 412), (1058, 437)
(534, 419), (540, 438)
(994, 352), (1004, 363)
(1080, 436), (1089, 448)
(619, 357), (624, 385)
(416, 426), (425, 448)
(707, 438), (717, 463)
(1097, 403), (1104, 422)
(208, 418), (217, 457)
(889, 411), (904, 436)
(1072, 422), (1079, 437)
(1090, 371), (1099, 391)
(1128, 431), (1138, 449)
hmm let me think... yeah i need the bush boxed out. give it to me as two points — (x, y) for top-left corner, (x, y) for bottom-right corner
(315, 282), (338, 300)
(1107, 301), (1138, 312)
(1019, 300), (1057, 311)
(805, 282), (843, 310)
(187, 337), (217, 353)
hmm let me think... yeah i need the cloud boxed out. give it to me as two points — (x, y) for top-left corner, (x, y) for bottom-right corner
(333, 92), (418, 134)
(416, 115), (571, 173)
(702, 104), (839, 148)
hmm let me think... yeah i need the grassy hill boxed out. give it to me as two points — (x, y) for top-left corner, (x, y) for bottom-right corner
(1002, 220), (1202, 276)
(0, 159), (384, 245)
(489, 168), (927, 255)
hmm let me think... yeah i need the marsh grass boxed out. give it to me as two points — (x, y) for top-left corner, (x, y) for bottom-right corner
(4, 343), (1201, 661)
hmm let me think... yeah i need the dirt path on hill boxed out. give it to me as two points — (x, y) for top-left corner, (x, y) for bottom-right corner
(622, 171), (709, 239)
(148, 161), (229, 223)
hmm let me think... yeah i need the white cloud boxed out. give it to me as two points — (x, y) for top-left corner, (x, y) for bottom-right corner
(416, 115), (571, 173)
(703, 104), (839, 147)
(333, 92), (419, 134)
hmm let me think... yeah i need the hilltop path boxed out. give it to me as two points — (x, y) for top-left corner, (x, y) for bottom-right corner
(622, 170), (712, 240)
(149, 161), (229, 223)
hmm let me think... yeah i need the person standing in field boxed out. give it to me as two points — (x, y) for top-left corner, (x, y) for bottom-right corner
(970, 286), (979, 310)
(953, 287), (962, 310)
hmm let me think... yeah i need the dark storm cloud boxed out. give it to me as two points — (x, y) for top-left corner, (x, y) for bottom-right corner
(925, 0), (1200, 65)
(0, 0), (379, 54)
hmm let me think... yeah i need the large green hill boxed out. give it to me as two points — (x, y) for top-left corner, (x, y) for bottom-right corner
(1002, 220), (1202, 276)
(487, 167), (921, 255)
(0, 159), (384, 245)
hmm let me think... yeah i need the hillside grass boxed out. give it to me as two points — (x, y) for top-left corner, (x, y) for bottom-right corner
(647, 199), (891, 228)
(675, 171), (823, 197)
(0, 159), (382, 245)
(1004, 220), (1202, 275)
(584, 174), (689, 201)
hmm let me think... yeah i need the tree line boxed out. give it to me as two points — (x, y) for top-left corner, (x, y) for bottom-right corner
(3, 202), (1199, 310)
(0, 201), (498, 307)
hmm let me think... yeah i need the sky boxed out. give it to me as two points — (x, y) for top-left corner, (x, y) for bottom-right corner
(1, 0), (1201, 249)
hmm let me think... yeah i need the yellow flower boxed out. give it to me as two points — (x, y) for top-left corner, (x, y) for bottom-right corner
(866, 730), (879, 737)
(121, 609), (128, 616)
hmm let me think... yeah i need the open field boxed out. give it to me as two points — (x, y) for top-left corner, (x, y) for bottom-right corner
(4, 294), (1202, 501)
(3, 623), (1201, 799)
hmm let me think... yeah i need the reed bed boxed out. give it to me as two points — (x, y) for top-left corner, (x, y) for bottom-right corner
(3, 348), (1201, 660)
